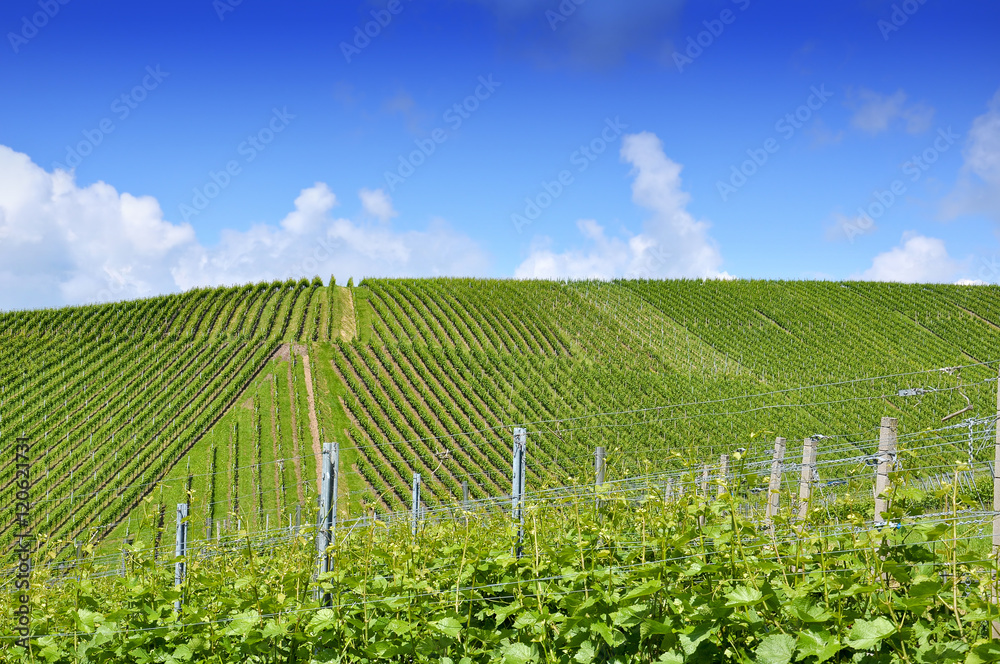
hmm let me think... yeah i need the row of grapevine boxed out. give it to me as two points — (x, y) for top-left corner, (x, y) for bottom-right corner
(0, 280), (341, 562)
(328, 279), (1000, 512)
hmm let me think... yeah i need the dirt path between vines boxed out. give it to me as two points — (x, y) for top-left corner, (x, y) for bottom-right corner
(955, 304), (1000, 331)
(341, 288), (358, 341)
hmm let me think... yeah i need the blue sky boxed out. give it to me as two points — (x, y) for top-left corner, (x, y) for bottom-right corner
(1, 0), (999, 309)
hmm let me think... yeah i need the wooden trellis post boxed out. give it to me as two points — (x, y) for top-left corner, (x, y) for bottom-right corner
(765, 437), (787, 527)
(718, 454), (729, 498)
(798, 437), (818, 520)
(874, 418), (897, 525)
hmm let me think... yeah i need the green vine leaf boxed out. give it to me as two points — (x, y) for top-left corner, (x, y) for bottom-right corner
(846, 617), (896, 650)
(725, 585), (764, 608)
(796, 628), (842, 663)
(755, 633), (796, 664)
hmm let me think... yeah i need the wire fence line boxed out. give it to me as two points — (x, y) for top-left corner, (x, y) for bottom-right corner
(29, 415), (987, 562)
(6, 359), (995, 535)
(26, 415), (1000, 518)
(5, 359), (999, 592)
(5, 412), (997, 583)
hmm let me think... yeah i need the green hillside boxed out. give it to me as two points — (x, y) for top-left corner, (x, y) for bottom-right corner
(2, 278), (998, 562)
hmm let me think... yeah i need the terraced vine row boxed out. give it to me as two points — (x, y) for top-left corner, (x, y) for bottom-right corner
(4, 277), (1000, 561)
(0, 280), (332, 560)
(328, 279), (1000, 513)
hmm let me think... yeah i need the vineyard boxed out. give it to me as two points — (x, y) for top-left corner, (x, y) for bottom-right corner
(0, 277), (334, 561)
(3, 277), (1000, 661)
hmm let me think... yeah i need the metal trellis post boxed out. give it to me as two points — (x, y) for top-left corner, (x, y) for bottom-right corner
(174, 503), (188, 613)
(315, 442), (338, 605)
(512, 427), (527, 557)
(699, 464), (710, 528)
(412, 473), (422, 536)
(595, 445), (606, 511)
(462, 479), (470, 524)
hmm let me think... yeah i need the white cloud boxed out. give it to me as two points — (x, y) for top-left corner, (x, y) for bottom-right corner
(854, 233), (964, 283)
(942, 89), (1000, 221)
(0, 145), (195, 310)
(0, 145), (488, 310)
(515, 131), (727, 280)
(849, 89), (934, 135)
(359, 187), (397, 222)
(172, 186), (488, 289)
(964, 91), (1000, 183)
(514, 219), (632, 280)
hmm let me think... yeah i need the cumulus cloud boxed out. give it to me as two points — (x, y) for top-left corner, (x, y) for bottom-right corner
(854, 233), (964, 283)
(514, 219), (632, 280)
(941, 89), (1000, 221)
(514, 131), (728, 280)
(964, 92), (1000, 183)
(848, 89), (934, 135)
(172, 184), (487, 290)
(0, 145), (195, 310)
(0, 145), (488, 310)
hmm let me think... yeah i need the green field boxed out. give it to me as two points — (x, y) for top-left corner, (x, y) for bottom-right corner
(2, 278), (999, 560)
(3, 278), (1000, 661)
